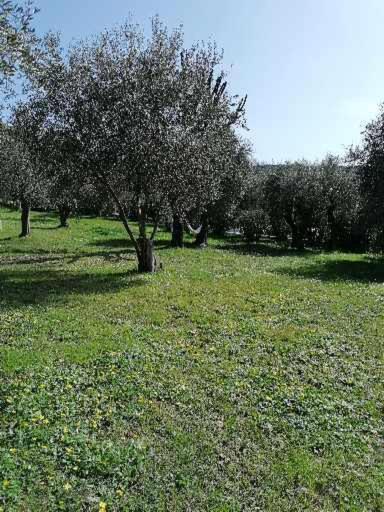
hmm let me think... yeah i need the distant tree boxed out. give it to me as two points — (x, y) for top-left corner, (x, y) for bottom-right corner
(48, 171), (78, 228)
(32, 20), (247, 271)
(204, 136), (252, 238)
(349, 104), (384, 250)
(318, 155), (362, 250)
(38, 125), (87, 228)
(184, 91), (247, 248)
(236, 164), (271, 243)
(255, 167), (289, 243)
(242, 158), (363, 251)
(0, 116), (47, 236)
(166, 62), (247, 247)
(238, 208), (268, 243)
(173, 133), (251, 248)
(261, 161), (323, 250)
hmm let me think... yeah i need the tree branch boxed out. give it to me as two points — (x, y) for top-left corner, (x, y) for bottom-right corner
(96, 172), (140, 255)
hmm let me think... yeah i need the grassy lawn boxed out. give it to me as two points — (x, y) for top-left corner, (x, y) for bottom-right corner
(0, 207), (383, 511)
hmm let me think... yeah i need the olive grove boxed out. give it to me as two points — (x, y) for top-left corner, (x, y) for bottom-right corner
(1, 10), (384, 263)
(17, 20), (248, 271)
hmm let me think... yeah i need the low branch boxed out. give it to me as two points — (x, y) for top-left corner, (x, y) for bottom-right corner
(150, 216), (160, 241)
(96, 173), (140, 255)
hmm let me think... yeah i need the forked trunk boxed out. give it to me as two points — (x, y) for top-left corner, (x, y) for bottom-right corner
(19, 201), (31, 238)
(171, 214), (184, 247)
(194, 213), (209, 247)
(97, 176), (161, 273)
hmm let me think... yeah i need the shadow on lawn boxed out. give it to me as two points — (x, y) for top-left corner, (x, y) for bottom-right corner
(0, 267), (144, 310)
(30, 213), (59, 224)
(278, 257), (384, 283)
(90, 238), (147, 249)
(0, 254), (67, 266)
(0, 249), (138, 266)
(89, 237), (177, 251)
(220, 240), (315, 258)
(32, 226), (62, 231)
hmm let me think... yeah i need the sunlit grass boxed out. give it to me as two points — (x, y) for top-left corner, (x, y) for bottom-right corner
(0, 207), (383, 511)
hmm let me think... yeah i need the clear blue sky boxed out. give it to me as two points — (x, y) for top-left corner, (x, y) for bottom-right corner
(32, 0), (384, 162)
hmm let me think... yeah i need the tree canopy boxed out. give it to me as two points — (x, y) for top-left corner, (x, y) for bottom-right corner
(22, 19), (247, 270)
(0, 0), (39, 90)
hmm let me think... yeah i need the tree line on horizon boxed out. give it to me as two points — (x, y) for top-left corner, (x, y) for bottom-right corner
(1, 0), (384, 272)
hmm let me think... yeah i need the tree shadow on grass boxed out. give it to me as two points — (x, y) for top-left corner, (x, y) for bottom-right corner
(0, 254), (67, 266)
(219, 240), (316, 258)
(88, 238), (171, 251)
(32, 226), (62, 231)
(277, 257), (384, 283)
(30, 213), (59, 224)
(0, 249), (138, 267)
(88, 238), (134, 249)
(0, 267), (144, 310)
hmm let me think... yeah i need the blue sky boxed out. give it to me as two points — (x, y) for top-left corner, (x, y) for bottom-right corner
(32, 0), (384, 162)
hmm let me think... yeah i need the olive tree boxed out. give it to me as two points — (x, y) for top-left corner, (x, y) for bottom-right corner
(349, 104), (384, 249)
(0, 117), (47, 236)
(242, 158), (362, 250)
(172, 132), (251, 248)
(260, 161), (323, 249)
(33, 20), (247, 271)
(200, 135), (252, 239)
(179, 87), (247, 248)
(318, 155), (362, 250)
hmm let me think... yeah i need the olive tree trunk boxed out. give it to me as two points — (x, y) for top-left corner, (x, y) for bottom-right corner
(19, 201), (31, 238)
(194, 213), (209, 247)
(285, 213), (304, 250)
(97, 175), (162, 273)
(171, 214), (184, 247)
(326, 204), (336, 250)
(291, 224), (305, 250)
(137, 237), (160, 273)
(58, 205), (71, 228)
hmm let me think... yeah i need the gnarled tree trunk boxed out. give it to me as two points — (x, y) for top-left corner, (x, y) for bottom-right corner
(194, 213), (209, 247)
(97, 175), (162, 273)
(137, 237), (160, 273)
(58, 205), (71, 228)
(327, 204), (336, 250)
(19, 201), (31, 238)
(171, 214), (184, 247)
(291, 224), (305, 251)
(285, 213), (304, 250)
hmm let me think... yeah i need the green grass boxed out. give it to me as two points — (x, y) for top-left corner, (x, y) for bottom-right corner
(0, 207), (383, 511)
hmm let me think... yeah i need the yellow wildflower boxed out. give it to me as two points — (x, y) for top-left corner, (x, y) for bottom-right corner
(99, 501), (107, 512)
(63, 482), (72, 492)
